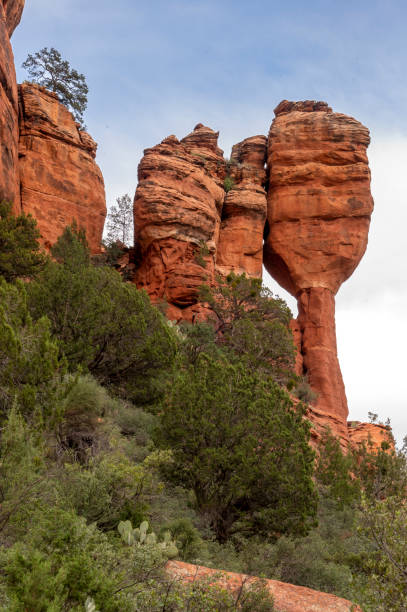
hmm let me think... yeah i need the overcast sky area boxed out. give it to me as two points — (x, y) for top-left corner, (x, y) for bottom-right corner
(12, 0), (407, 444)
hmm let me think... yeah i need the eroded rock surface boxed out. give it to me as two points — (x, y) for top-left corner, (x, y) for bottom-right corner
(264, 100), (374, 442)
(133, 125), (225, 321)
(216, 135), (267, 278)
(166, 561), (362, 612)
(18, 83), (106, 252)
(0, 0), (20, 207)
(3, 0), (24, 36)
(348, 421), (394, 452)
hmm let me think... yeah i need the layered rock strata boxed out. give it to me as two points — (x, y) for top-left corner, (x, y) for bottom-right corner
(166, 561), (362, 612)
(0, 0), (23, 208)
(216, 135), (267, 278)
(133, 124), (226, 321)
(18, 83), (106, 253)
(348, 421), (394, 452)
(264, 100), (374, 442)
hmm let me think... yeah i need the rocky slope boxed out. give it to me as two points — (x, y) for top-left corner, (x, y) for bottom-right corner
(264, 100), (374, 443)
(166, 561), (362, 612)
(0, 0), (23, 208)
(18, 82), (106, 253)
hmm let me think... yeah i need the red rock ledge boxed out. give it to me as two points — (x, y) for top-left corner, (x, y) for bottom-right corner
(166, 560), (361, 611)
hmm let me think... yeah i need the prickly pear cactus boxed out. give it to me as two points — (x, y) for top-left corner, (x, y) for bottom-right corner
(117, 520), (178, 558)
(85, 597), (99, 612)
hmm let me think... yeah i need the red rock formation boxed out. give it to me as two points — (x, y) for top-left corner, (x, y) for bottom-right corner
(18, 82), (106, 253)
(3, 0), (24, 36)
(0, 0), (21, 208)
(348, 421), (394, 452)
(265, 100), (374, 443)
(216, 135), (267, 278)
(133, 125), (225, 321)
(166, 561), (361, 612)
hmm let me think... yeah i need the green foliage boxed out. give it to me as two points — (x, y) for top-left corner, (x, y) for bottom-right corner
(0, 201), (45, 282)
(199, 273), (295, 382)
(22, 47), (88, 127)
(316, 431), (361, 507)
(358, 493), (407, 611)
(155, 355), (317, 542)
(194, 240), (210, 268)
(224, 175), (235, 192)
(27, 226), (178, 403)
(0, 279), (64, 420)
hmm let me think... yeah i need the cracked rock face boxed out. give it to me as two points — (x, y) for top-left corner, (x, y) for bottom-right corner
(18, 83), (106, 253)
(264, 100), (374, 442)
(0, 0), (21, 207)
(133, 125), (226, 321)
(216, 135), (267, 278)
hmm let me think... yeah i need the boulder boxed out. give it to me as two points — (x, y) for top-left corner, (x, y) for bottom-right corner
(166, 560), (362, 612)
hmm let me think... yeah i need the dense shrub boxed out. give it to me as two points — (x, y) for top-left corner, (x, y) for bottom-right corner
(0, 201), (45, 282)
(27, 226), (178, 403)
(155, 355), (317, 542)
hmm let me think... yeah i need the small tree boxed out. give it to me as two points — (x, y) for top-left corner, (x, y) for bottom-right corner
(0, 201), (45, 282)
(105, 194), (133, 246)
(156, 355), (317, 542)
(22, 47), (88, 127)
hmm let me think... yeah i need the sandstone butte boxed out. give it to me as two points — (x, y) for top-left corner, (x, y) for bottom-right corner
(166, 560), (362, 612)
(18, 82), (106, 253)
(0, 0), (24, 209)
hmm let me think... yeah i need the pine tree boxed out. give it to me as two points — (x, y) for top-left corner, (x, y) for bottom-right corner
(105, 194), (133, 246)
(22, 47), (88, 127)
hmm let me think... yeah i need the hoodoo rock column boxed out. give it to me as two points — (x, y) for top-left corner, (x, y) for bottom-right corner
(216, 135), (267, 278)
(133, 124), (226, 321)
(264, 100), (374, 442)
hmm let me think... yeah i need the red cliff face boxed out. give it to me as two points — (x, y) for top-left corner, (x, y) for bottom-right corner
(216, 135), (267, 278)
(264, 100), (374, 442)
(3, 0), (24, 36)
(348, 421), (394, 453)
(18, 83), (106, 253)
(0, 0), (21, 208)
(133, 124), (226, 321)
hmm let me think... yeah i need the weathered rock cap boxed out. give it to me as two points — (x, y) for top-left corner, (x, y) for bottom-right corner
(274, 99), (332, 115)
(181, 123), (223, 156)
(230, 135), (267, 168)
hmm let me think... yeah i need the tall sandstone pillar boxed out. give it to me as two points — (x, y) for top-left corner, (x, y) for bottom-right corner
(133, 124), (226, 321)
(264, 100), (374, 442)
(0, 0), (24, 209)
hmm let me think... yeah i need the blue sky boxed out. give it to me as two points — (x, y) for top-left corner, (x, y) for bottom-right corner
(11, 0), (407, 443)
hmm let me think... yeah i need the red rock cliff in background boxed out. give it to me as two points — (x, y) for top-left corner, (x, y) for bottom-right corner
(264, 100), (374, 442)
(0, 0), (24, 208)
(18, 83), (106, 253)
(0, 1), (106, 253)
